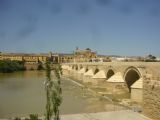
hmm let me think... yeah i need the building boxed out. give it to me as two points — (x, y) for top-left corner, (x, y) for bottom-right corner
(0, 52), (51, 63)
(0, 53), (23, 61)
(58, 53), (74, 63)
(92, 55), (111, 62)
(52, 48), (97, 63)
(0, 48), (98, 64)
(74, 47), (97, 62)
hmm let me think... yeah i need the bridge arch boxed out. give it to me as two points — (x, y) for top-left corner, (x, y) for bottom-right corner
(124, 67), (142, 92)
(79, 65), (83, 70)
(72, 65), (74, 70)
(85, 67), (89, 72)
(94, 68), (99, 75)
(75, 65), (78, 71)
(106, 69), (115, 80)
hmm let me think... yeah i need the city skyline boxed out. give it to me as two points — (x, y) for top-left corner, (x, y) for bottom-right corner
(0, 0), (160, 56)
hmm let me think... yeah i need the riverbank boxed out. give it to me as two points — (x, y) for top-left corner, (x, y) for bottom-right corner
(63, 76), (113, 102)
(62, 76), (133, 111)
(63, 76), (143, 113)
(0, 110), (151, 120)
(59, 110), (152, 120)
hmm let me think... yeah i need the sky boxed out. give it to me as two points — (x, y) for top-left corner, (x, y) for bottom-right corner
(0, 0), (160, 56)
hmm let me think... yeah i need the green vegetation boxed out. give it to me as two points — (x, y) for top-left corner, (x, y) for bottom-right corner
(14, 117), (21, 120)
(29, 114), (39, 120)
(0, 60), (26, 73)
(144, 54), (158, 62)
(14, 114), (39, 120)
(45, 61), (62, 120)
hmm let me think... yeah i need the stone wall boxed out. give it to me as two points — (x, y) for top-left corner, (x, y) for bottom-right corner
(143, 76), (160, 120)
(24, 63), (39, 70)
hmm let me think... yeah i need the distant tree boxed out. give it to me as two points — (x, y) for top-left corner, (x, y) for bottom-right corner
(145, 54), (157, 62)
(148, 54), (156, 60)
(29, 114), (38, 120)
(86, 48), (91, 51)
(14, 117), (21, 120)
(0, 60), (26, 73)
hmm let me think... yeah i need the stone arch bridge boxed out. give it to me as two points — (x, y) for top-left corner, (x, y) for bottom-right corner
(62, 62), (160, 120)
(62, 62), (160, 91)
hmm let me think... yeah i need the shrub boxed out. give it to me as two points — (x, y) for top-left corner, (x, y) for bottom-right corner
(0, 60), (26, 73)
(14, 117), (21, 120)
(29, 114), (38, 120)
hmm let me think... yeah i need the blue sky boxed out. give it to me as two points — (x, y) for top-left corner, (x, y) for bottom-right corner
(0, 0), (160, 56)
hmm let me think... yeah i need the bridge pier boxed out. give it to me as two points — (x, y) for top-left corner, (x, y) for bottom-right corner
(69, 69), (75, 80)
(83, 69), (94, 83)
(62, 65), (70, 77)
(77, 68), (85, 81)
(130, 78), (143, 102)
(73, 70), (79, 81)
(106, 72), (125, 90)
(92, 70), (106, 85)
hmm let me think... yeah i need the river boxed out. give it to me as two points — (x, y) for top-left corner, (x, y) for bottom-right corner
(0, 71), (127, 118)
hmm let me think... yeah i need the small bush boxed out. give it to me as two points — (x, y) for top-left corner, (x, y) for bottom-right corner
(29, 114), (38, 120)
(0, 60), (26, 73)
(14, 117), (21, 120)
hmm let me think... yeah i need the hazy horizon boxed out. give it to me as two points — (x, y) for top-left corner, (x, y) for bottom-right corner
(0, 0), (160, 56)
